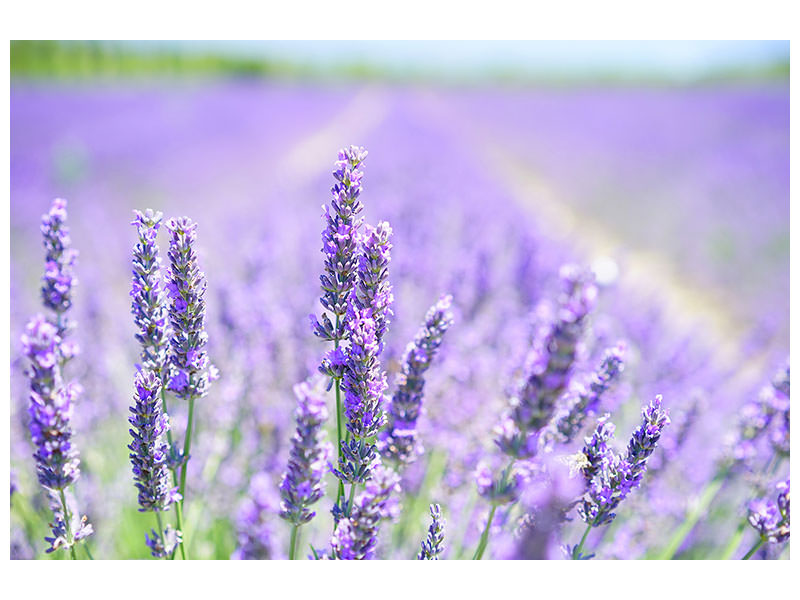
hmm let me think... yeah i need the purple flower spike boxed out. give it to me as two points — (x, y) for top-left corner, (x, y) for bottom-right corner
(330, 464), (400, 560)
(165, 216), (214, 400)
(540, 343), (625, 451)
(128, 370), (180, 512)
(40, 198), (78, 334)
(353, 221), (394, 351)
(417, 503), (446, 560)
(578, 397), (669, 527)
(380, 294), (454, 465)
(279, 382), (333, 525)
(312, 145), (368, 343)
(131, 209), (171, 381)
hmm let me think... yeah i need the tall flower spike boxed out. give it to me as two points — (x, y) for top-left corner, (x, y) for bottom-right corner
(380, 295), (454, 465)
(540, 343), (625, 451)
(128, 370), (180, 512)
(131, 209), (171, 381)
(417, 503), (445, 560)
(330, 465), (400, 560)
(353, 221), (393, 351)
(165, 216), (215, 399)
(40, 198), (78, 336)
(578, 397), (669, 527)
(279, 382), (333, 525)
(312, 145), (368, 343)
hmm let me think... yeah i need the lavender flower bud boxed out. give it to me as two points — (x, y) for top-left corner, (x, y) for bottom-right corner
(380, 294), (454, 465)
(165, 217), (215, 400)
(330, 464), (400, 560)
(540, 343), (625, 451)
(748, 479), (790, 544)
(313, 146), (368, 342)
(417, 503), (445, 560)
(44, 489), (93, 553)
(128, 370), (180, 512)
(353, 221), (394, 350)
(131, 209), (171, 380)
(40, 198), (78, 333)
(624, 395), (670, 487)
(279, 382), (333, 525)
(475, 459), (535, 505)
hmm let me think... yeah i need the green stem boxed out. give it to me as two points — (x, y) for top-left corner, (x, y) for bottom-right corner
(572, 523), (593, 559)
(657, 467), (728, 559)
(161, 388), (186, 560)
(289, 525), (299, 560)
(58, 489), (77, 560)
(174, 395), (196, 560)
(742, 537), (764, 560)
(333, 315), (346, 511)
(472, 504), (497, 560)
(84, 544), (93, 560)
(347, 482), (358, 516)
(720, 520), (748, 560)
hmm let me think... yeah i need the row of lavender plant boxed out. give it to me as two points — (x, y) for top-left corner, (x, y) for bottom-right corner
(16, 144), (790, 559)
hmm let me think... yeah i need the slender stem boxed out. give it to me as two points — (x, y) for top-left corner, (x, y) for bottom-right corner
(173, 395), (196, 560)
(57, 489), (77, 560)
(84, 544), (93, 560)
(154, 511), (167, 560)
(742, 538), (764, 560)
(720, 520), (748, 560)
(572, 523), (593, 559)
(334, 315), (346, 510)
(162, 387), (186, 560)
(289, 525), (299, 560)
(347, 482), (358, 516)
(472, 504), (497, 560)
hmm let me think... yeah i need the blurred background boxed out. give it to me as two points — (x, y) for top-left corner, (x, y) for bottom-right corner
(10, 41), (790, 559)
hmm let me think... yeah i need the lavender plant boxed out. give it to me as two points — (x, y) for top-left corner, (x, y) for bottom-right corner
(743, 479), (790, 559)
(22, 198), (92, 559)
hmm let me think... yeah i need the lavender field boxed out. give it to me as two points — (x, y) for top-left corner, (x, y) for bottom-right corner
(9, 80), (790, 560)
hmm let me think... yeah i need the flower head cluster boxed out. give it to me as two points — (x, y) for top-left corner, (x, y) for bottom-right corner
(540, 343), (625, 451)
(380, 295), (454, 465)
(44, 490), (93, 554)
(40, 198), (78, 331)
(352, 221), (394, 350)
(748, 479), (790, 544)
(165, 217), (216, 400)
(279, 382), (333, 525)
(145, 525), (182, 558)
(131, 209), (171, 380)
(731, 361), (789, 465)
(330, 465), (401, 560)
(23, 316), (82, 492)
(312, 146), (368, 343)
(578, 396), (670, 526)
(417, 503), (446, 560)
(475, 459), (536, 505)
(495, 266), (597, 461)
(128, 370), (180, 512)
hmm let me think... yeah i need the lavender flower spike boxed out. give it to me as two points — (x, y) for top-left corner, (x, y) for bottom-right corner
(330, 464), (401, 560)
(311, 145), (368, 343)
(540, 343), (625, 451)
(165, 216), (215, 400)
(129, 370), (180, 513)
(22, 315), (92, 553)
(40, 198), (78, 336)
(748, 479), (790, 545)
(131, 209), (171, 380)
(417, 503), (445, 560)
(380, 294), (454, 465)
(279, 382), (333, 525)
(578, 396), (670, 527)
(353, 221), (394, 350)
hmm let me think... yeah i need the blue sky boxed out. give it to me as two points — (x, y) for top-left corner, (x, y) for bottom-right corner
(146, 40), (788, 80)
